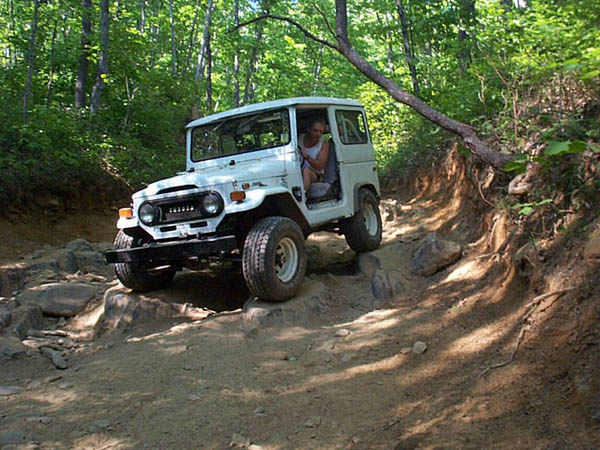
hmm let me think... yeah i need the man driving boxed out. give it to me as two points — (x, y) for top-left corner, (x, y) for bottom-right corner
(298, 118), (330, 191)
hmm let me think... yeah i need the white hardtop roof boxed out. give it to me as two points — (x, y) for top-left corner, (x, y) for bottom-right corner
(186, 96), (363, 128)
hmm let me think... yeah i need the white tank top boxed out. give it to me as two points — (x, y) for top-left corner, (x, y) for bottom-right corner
(299, 133), (324, 174)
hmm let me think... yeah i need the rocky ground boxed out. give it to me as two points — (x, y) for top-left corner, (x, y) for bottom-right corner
(1, 154), (599, 449)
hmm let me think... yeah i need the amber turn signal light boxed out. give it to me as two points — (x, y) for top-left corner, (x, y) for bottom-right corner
(230, 191), (246, 202)
(118, 208), (133, 218)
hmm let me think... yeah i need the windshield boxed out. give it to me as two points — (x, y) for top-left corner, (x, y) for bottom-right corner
(190, 108), (291, 162)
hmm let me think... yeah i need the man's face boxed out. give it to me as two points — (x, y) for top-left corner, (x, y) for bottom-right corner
(309, 122), (324, 141)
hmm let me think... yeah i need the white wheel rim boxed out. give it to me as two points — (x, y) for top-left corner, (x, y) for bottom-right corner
(275, 237), (298, 283)
(363, 202), (379, 236)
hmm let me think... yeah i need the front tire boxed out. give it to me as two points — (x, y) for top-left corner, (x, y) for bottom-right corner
(242, 217), (307, 302)
(113, 230), (176, 292)
(342, 188), (382, 252)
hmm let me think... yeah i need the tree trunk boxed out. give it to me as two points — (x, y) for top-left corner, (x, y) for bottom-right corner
(75, 0), (92, 110)
(242, 0), (270, 105)
(383, 12), (395, 75)
(242, 25), (264, 105)
(6, 0), (17, 66)
(233, 0), (240, 107)
(46, 15), (59, 108)
(184, 0), (201, 75)
(9, 0), (16, 32)
(395, 0), (419, 95)
(502, 0), (528, 10)
(205, 31), (212, 110)
(168, 0), (177, 76)
(90, 0), (110, 115)
(195, 0), (214, 81)
(149, 1), (163, 67)
(312, 47), (324, 95)
(23, 0), (40, 122)
(458, 0), (476, 75)
(139, 0), (145, 33)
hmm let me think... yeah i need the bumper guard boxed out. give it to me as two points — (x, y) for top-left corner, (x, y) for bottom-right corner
(104, 235), (237, 264)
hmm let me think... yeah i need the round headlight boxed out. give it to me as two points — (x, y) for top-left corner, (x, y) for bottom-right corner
(202, 192), (222, 216)
(139, 202), (159, 225)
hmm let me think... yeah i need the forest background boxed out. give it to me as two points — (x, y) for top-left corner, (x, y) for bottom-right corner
(0, 0), (598, 210)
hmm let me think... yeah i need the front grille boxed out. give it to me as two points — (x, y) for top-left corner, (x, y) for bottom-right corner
(159, 198), (204, 224)
(143, 191), (222, 225)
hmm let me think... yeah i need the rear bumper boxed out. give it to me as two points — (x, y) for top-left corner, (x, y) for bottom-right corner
(104, 235), (237, 264)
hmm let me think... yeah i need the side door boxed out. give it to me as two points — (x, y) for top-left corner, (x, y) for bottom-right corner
(333, 108), (380, 210)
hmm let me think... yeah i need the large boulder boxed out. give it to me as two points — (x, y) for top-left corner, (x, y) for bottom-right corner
(371, 269), (404, 302)
(55, 249), (78, 274)
(0, 335), (28, 359)
(22, 240), (115, 282)
(356, 252), (381, 278)
(0, 264), (26, 297)
(101, 286), (213, 332)
(74, 250), (115, 277)
(242, 279), (330, 326)
(409, 233), (462, 276)
(0, 307), (11, 331)
(25, 258), (61, 275)
(10, 305), (44, 339)
(65, 238), (93, 252)
(17, 283), (99, 317)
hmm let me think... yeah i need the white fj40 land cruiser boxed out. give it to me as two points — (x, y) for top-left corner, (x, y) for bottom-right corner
(105, 97), (382, 301)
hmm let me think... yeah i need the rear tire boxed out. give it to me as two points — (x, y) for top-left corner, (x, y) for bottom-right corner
(113, 230), (176, 292)
(242, 217), (307, 302)
(342, 188), (382, 252)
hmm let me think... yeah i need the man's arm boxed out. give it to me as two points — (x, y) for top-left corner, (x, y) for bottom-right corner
(305, 141), (329, 171)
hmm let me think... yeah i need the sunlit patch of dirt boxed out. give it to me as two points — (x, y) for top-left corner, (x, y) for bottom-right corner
(1, 149), (598, 449)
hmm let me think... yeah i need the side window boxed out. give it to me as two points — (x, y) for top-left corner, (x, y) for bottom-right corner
(335, 110), (368, 144)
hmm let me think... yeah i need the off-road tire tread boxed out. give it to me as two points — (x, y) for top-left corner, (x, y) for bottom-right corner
(242, 217), (306, 302)
(113, 230), (175, 292)
(342, 188), (382, 252)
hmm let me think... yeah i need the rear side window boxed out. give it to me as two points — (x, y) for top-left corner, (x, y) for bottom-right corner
(335, 110), (368, 144)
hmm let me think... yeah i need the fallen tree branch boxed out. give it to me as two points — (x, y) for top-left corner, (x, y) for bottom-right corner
(479, 289), (573, 377)
(233, 13), (337, 50)
(233, 0), (514, 172)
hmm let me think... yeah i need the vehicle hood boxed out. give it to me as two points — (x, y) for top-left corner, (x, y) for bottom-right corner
(132, 158), (286, 200)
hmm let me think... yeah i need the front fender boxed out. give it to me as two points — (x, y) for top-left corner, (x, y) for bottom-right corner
(352, 184), (380, 213)
(117, 216), (140, 230)
(224, 186), (292, 214)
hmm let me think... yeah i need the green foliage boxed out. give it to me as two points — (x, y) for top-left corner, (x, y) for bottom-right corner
(505, 140), (593, 174)
(544, 140), (587, 157)
(360, 82), (452, 174)
(510, 198), (552, 216)
(0, 0), (598, 210)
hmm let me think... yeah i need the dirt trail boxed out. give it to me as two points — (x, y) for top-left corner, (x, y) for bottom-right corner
(2, 156), (599, 450)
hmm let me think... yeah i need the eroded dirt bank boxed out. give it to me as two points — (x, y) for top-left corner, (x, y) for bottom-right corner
(1, 152), (599, 449)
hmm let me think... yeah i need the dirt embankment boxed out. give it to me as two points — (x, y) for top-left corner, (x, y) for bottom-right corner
(1, 150), (599, 449)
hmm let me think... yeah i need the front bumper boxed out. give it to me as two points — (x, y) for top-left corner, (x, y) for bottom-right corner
(104, 235), (237, 264)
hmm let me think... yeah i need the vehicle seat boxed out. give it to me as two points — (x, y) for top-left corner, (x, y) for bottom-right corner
(306, 141), (339, 201)
(222, 135), (236, 155)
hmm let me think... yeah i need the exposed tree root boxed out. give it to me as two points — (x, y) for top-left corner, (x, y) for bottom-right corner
(477, 173), (496, 208)
(479, 289), (573, 377)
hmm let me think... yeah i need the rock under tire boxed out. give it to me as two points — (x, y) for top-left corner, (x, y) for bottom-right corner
(242, 217), (307, 302)
(342, 188), (382, 252)
(113, 230), (176, 292)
